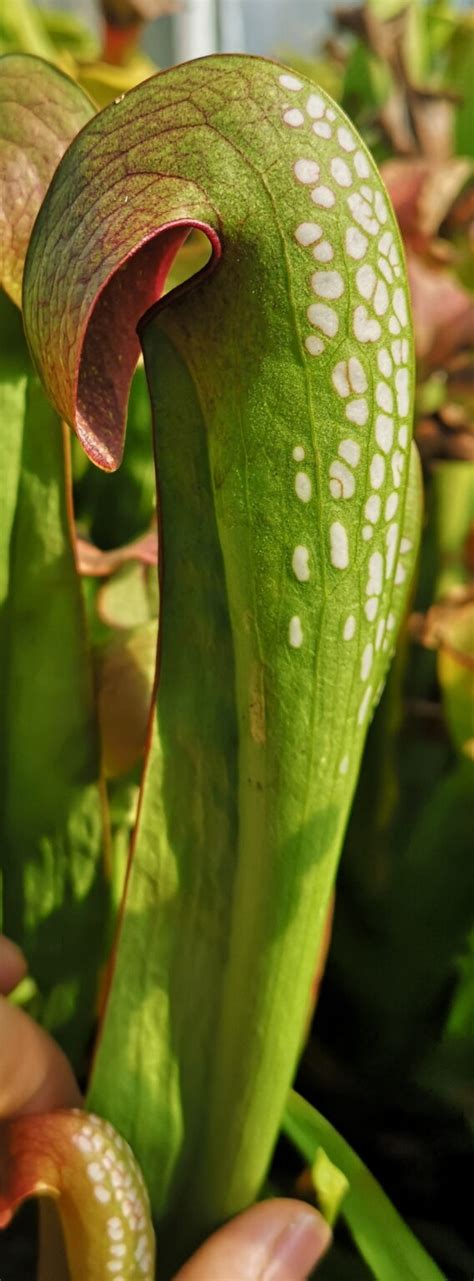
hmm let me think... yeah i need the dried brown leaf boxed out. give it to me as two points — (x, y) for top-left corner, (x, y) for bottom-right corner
(383, 155), (472, 249)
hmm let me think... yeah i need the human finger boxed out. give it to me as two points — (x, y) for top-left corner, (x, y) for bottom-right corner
(173, 1197), (331, 1281)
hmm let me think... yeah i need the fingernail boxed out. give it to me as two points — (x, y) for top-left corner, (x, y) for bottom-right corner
(263, 1208), (332, 1280)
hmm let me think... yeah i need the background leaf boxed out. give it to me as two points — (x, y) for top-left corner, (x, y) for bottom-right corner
(0, 292), (108, 1071)
(0, 53), (94, 306)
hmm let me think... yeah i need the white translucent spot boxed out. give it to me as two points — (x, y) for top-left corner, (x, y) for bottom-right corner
(326, 108), (336, 121)
(111, 1244), (127, 1258)
(375, 618), (386, 651)
(339, 754), (350, 775)
(362, 525), (374, 541)
(339, 438), (360, 467)
(307, 302), (339, 337)
(306, 93), (325, 118)
(330, 521), (349, 569)
(348, 356), (367, 393)
(94, 1185), (111, 1203)
(313, 120), (332, 139)
(358, 684), (373, 725)
(353, 305), (381, 343)
(345, 225), (368, 260)
(289, 615), (303, 648)
(398, 425), (408, 448)
(313, 239), (334, 261)
(375, 413), (394, 453)
(108, 1264), (124, 1276)
(400, 537), (412, 553)
(347, 192), (379, 236)
(311, 185), (335, 208)
(391, 338), (402, 365)
(293, 445), (305, 461)
(107, 1218), (124, 1239)
(378, 257), (394, 284)
(395, 561), (406, 585)
(365, 494), (381, 524)
(379, 231), (392, 255)
(294, 158), (320, 184)
(332, 360), (350, 398)
(312, 270), (344, 300)
(346, 398), (368, 426)
(389, 315), (401, 335)
(395, 367), (409, 417)
(389, 244), (400, 266)
(402, 337), (409, 363)
(361, 184), (374, 203)
(370, 454), (385, 489)
(354, 149), (370, 178)
(361, 642), (373, 681)
(385, 492), (399, 520)
(391, 449), (404, 488)
(331, 156), (352, 187)
(87, 1163), (103, 1183)
(329, 460), (355, 499)
(295, 471), (312, 502)
(356, 263), (376, 300)
(295, 221), (322, 246)
(74, 1135), (93, 1154)
(375, 192), (388, 224)
(373, 279), (389, 316)
(338, 126), (356, 152)
(343, 614), (356, 640)
(305, 334), (325, 356)
(385, 522), (399, 579)
(377, 348), (392, 378)
(387, 611), (396, 631)
(279, 74), (303, 91)
(393, 288), (408, 327)
(284, 108), (305, 127)
(365, 597), (378, 619)
(292, 545), (310, 581)
(367, 551), (384, 596)
(376, 382), (393, 413)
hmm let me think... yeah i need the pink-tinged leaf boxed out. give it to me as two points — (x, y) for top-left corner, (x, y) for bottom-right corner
(0, 55), (95, 307)
(0, 1109), (155, 1279)
(76, 529), (158, 576)
(407, 253), (474, 367)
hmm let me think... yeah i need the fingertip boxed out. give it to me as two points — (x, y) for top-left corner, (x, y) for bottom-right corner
(0, 935), (28, 995)
(173, 1198), (332, 1281)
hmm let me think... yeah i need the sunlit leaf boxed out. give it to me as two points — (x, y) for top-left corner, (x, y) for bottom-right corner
(311, 1147), (349, 1227)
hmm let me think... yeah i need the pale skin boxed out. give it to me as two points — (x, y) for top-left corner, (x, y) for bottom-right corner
(0, 936), (331, 1280)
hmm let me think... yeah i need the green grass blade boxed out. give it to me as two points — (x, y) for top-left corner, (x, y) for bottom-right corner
(283, 1090), (447, 1281)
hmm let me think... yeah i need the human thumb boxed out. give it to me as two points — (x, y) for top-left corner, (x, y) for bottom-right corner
(173, 1197), (332, 1281)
